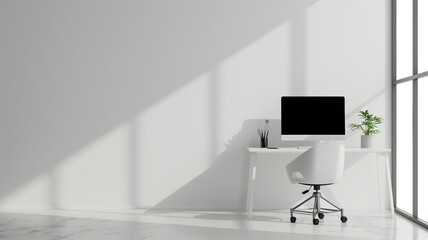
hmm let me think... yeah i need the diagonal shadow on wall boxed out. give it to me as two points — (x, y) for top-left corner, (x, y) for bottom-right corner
(0, 0), (318, 204)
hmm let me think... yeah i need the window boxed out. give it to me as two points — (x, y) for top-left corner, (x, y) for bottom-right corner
(396, 81), (413, 214)
(393, 0), (428, 227)
(418, 77), (428, 221)
(396, 0), (413, 80)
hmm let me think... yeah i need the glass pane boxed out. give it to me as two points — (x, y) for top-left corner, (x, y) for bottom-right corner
(396, 0), (413, 80)
(396, 81), (413, 214)
(419, 0), (428, 73)
(418, 77), (428, 221)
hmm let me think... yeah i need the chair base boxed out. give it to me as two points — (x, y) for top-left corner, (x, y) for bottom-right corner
(290, 186), (347, 225)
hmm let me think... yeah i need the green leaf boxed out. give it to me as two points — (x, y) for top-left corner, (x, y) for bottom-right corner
(349, 109), (384, 135)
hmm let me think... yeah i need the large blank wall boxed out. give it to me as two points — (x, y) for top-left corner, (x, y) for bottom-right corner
(0, 0), (390, 210)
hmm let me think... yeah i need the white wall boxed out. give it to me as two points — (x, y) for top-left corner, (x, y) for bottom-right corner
(0, 0), (390, 210)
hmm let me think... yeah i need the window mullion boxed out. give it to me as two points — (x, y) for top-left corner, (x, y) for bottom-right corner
(412, 0), (418, 219)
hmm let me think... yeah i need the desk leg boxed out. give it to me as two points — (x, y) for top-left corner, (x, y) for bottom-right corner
(376, 154), (384, 215)
(385, 153), (395, 216)
(246, 153), (257, 218)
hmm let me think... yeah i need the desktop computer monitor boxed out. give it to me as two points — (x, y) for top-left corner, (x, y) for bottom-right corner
(281, 96), (345, 141)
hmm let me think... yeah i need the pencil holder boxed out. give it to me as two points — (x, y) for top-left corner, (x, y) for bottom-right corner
(257, 121), (271, 148)
(260, 137), (268, 148)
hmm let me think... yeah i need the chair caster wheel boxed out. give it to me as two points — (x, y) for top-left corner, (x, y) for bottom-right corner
(341, 216), (348, 223)
(290, 217), (296, 223)
(318, 213), (324, 219)
(313, 219), (319, 225)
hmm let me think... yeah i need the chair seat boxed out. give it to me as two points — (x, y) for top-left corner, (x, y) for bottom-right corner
(299, 183), (333, 186)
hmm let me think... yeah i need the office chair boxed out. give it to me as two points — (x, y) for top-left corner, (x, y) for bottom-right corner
(286, 143), (347, 225)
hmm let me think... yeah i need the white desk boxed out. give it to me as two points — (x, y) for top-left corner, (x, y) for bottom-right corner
(246, 147), (394, 217)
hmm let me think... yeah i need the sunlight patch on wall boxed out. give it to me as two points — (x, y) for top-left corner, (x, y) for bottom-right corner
(52, 123), (132, 210)
(0, 174), (51, 209)
(133, 72), (214, 208)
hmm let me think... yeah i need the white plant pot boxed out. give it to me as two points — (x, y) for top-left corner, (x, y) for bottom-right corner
(361, 135), (378, 148)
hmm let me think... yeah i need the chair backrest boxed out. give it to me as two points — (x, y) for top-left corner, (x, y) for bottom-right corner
(286, 143), (345, 185)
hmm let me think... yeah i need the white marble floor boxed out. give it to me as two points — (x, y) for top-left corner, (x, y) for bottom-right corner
(0, 210), (427, 240)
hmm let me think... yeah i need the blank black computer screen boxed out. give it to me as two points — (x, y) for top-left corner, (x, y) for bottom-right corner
(281, 96), (345, 135)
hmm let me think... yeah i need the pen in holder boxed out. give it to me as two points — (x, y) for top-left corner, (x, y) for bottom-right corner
(257, 129), (269, 148)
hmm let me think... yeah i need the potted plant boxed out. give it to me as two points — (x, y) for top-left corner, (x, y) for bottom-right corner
(349, 110), (384, 148)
